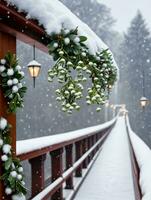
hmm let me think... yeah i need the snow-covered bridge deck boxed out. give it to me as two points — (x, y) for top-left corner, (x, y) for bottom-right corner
(16, 114), (147, 200)
(74, 116), (135, 200)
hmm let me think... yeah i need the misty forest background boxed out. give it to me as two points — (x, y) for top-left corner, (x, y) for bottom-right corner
(17, 0), (151, 148)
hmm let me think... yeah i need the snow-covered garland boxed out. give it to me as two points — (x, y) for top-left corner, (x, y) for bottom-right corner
(0, 53), (27, 113)
(0, 118), (26, 200)
(0, 53), (27, 199)
(48, 28), (117, 113)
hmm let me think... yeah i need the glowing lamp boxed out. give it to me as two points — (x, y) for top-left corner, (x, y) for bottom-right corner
(140, 96), (149, 108)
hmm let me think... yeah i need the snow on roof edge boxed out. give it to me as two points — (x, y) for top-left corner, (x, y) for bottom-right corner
(6, 0), (118, 71)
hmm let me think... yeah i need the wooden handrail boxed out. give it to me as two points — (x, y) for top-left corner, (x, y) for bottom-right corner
(17, 118), (116, 160)
(125, 116), (142, 200)
(16, 119), (116, 200)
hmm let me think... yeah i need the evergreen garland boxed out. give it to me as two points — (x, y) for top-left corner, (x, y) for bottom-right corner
(0, 53), (27, 199)
(0, 118), (26, 199)
(48, 28), (117, 113)
(0, 53), (27, 113)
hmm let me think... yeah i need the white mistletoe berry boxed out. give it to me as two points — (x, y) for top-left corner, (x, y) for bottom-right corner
(64, 37), (70, 45)
(18, 83), (23, 89)
(19, 71), (25, 77)
(1, 155), (8, 162)
(53, 42), (58, 48)
(73, 37), (80, 43)
(81, 52), (86, 57)
(5, 187), (12, 195)
(16, 65), (22, 71)
(3, 144), (11, 154)
(13, 78), (19, 84)
(12, 85), (19, 93)
(0, 65), (6, 72)
(17, 174), (22, 180)
(0, 139), (3, 146)
(96, 107), (101, 112)
(7, 79), (13, 86)
(10, 171), (17, 178)
(59, 51), (64, 56)
(18, 167), (23, 173)
(7, 68), (14, 76)
(0, 118), (7, 130)
(1, 59), (6, 65)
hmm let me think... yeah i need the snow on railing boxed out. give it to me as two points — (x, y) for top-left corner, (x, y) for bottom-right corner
(126, 116), (151, 200)
(16, 117), (116, 199)
(125, 115), (142, 200)
(17, 117), (116, 156)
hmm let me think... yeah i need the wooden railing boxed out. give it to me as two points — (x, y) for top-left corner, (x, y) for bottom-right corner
(125, 116), (142, 200)
(17, 119), (116, 200)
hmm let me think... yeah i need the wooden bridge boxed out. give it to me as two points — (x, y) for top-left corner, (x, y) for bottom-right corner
(14, 114), (141, 200)
(0, 2), (143, 199)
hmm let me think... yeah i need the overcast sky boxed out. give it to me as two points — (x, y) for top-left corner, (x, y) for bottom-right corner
(98, 0), (151, 32)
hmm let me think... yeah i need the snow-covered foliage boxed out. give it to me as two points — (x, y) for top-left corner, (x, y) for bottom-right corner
(127, 116), (151, 200)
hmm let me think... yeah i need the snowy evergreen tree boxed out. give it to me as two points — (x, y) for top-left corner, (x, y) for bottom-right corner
(119, 11), (151, 146)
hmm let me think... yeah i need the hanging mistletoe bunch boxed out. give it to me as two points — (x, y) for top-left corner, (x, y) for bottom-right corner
(48, 28), (117, 113)
(0, 117), (26, 199)
(0, 53), (27, 113)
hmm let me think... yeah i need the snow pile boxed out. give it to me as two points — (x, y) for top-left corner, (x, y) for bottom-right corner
(6, 0), (113, 57)
(17, 117), (116, 155)
(126, 116), (151, 200)
(74, 116), (135, 200)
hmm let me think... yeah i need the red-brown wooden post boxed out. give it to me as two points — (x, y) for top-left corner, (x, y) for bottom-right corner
(88, 137), (91, 164)
(75, 141), (82, 177)
(29, 154), (46, 197)
(50, 148), (63, 200)
(82, 139), (88, 168)
(0, 31), (16, 200)
(65, 144), (74, 189)
(96, 133), (99, 152)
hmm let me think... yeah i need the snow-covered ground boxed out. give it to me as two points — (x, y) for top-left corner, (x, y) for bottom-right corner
(127, 116), (151, 200)
(74, 116), (135, 200)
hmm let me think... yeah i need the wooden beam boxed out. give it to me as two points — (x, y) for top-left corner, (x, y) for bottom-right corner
(0, 0), (49, 53)
(0, 31), (16, 199)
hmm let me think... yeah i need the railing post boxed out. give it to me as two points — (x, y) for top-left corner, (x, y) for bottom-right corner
(29, 154), (46, 197)
(96, 133), (99, 152)
(50, 148), (63, 200)
(82, 139), (88, 168)
(88, 137), (92, 164)
(91, 135), (95, 158)
(75, 141), (82, 177)
(65, 144), (74, 189)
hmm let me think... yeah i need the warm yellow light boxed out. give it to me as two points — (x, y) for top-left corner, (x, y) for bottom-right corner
(140, 97), (149, 108)
(27, 60), (41, 78)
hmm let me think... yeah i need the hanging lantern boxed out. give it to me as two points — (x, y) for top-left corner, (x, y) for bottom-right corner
(27, 45), (41, 88)
(140, 96), (149, 108)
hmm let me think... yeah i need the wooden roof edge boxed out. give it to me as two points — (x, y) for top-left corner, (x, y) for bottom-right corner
(0, 0), (50, 53)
